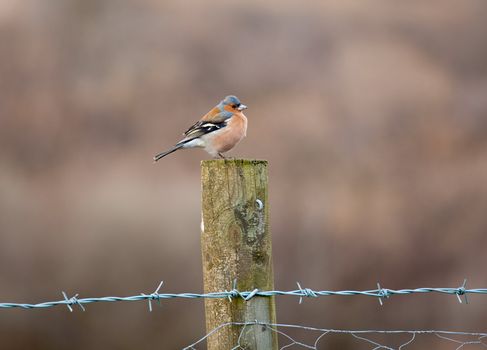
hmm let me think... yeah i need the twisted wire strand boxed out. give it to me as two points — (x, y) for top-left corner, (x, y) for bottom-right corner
(0, 281), (486, 310)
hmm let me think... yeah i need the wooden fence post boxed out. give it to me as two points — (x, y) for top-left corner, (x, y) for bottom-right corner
(201, 159), (277, 349)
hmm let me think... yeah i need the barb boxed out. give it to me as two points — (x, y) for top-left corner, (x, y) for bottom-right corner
(184, 321), (487, 350)
(296, 282), (317, 304)
(62, 291), (85, 312)
(377, 282), (391, 306)
(456, 279), (469, 304)
(1, 280), (487, 311)
(140, 281), (164, 312)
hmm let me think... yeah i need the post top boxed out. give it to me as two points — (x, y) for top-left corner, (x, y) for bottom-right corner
(201, 159), (268, 167)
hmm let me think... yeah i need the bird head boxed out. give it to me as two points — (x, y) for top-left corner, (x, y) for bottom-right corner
(219, 95), (248, 112)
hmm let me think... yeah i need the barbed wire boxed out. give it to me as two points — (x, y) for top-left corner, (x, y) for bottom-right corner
(183, 321), (487, 350)
(0, 279), (485, 311)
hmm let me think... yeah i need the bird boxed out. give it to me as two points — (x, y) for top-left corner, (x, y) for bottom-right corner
(153, 95), (248, 161)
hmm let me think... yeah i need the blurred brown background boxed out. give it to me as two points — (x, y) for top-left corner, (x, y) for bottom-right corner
(1, 0), (487, 349)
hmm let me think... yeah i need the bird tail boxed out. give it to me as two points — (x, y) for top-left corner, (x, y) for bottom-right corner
(153, 144), (184, 162)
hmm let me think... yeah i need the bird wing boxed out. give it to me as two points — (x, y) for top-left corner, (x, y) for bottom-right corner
(178, 120), (227, 145)
(201, 108), (234, 123)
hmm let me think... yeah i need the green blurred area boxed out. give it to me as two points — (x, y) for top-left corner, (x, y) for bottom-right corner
(1, 0), (487, 348)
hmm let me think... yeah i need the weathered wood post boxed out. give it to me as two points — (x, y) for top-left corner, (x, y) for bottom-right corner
(201, 159), (277, 349)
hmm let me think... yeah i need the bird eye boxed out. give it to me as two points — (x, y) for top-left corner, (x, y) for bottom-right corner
(233, 104), (239, 109)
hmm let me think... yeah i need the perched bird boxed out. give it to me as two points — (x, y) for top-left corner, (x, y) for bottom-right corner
(153, 95), (248, 161)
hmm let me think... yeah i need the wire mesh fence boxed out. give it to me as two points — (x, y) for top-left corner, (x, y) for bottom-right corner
(184, 321), (487, 350)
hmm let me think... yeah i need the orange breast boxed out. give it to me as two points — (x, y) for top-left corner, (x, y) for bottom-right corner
(211, 113), (248, 152)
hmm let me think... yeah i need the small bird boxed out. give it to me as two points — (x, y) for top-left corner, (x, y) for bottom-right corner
(153, 95), (248, 161)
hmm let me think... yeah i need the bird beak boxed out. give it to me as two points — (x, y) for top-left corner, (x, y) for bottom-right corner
(237, 104), (248, 111)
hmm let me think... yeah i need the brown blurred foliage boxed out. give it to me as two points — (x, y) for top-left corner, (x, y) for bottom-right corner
(1, 0), (487, 349)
